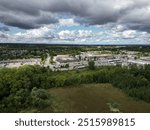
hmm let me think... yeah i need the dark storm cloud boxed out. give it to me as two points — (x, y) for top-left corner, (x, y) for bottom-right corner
(122, 23), (150, 33)
(0, 0), (58, 29)
(0, 33), (8, 38)
(43, 0), (120, 25)
(0, 26), (9, 31)
(0, 1), (40, 16)
(0, 0), (150, 32)
(118, 0), (150, 32)
(0, 11), (58, 29)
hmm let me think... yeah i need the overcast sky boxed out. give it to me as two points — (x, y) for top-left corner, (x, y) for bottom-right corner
(0, 0), (150, 45)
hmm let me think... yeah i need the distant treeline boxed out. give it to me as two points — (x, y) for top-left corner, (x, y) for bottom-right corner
(0, 65), (150, 112)
(0, 45), (150, 60)
(0, 45), (86, 60)
(120, 46), (150, 53)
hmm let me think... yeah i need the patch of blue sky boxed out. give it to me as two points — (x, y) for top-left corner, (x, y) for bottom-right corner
(57, 25), (105, 32)
(9, 27), (25, 34)
(0, 23), (25, 34)
(0, 23), (26, 35)
(0, 23), (5, 27)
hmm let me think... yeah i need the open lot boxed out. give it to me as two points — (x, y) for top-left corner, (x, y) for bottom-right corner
(48, 84), (150, 113)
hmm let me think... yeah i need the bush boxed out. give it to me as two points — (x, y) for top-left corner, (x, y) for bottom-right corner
(31, 88), (52, 109)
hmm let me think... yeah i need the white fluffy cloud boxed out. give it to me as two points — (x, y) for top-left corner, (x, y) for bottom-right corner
(122, 30), (136, 39)
(15, 25), (54, 39)
(0, 31), (9, 38)
(110, 24), (148, 39)
(59, 19), (79, 26)
(58, 30), (93, 41)
(0, 22), (149, 44)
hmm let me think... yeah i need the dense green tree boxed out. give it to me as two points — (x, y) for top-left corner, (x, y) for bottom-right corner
(31, 88), (52, 110)
(0, 64), (150, 112)
(88, 61), (95, 70)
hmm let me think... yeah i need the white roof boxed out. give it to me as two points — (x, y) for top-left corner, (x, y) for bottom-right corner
(128, 60), (150, 65)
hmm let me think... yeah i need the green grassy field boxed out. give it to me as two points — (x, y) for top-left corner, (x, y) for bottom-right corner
(47, 84), (150, 113)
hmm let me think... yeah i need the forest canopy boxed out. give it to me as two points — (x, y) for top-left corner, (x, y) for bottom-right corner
(0, 65), (150, 112)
